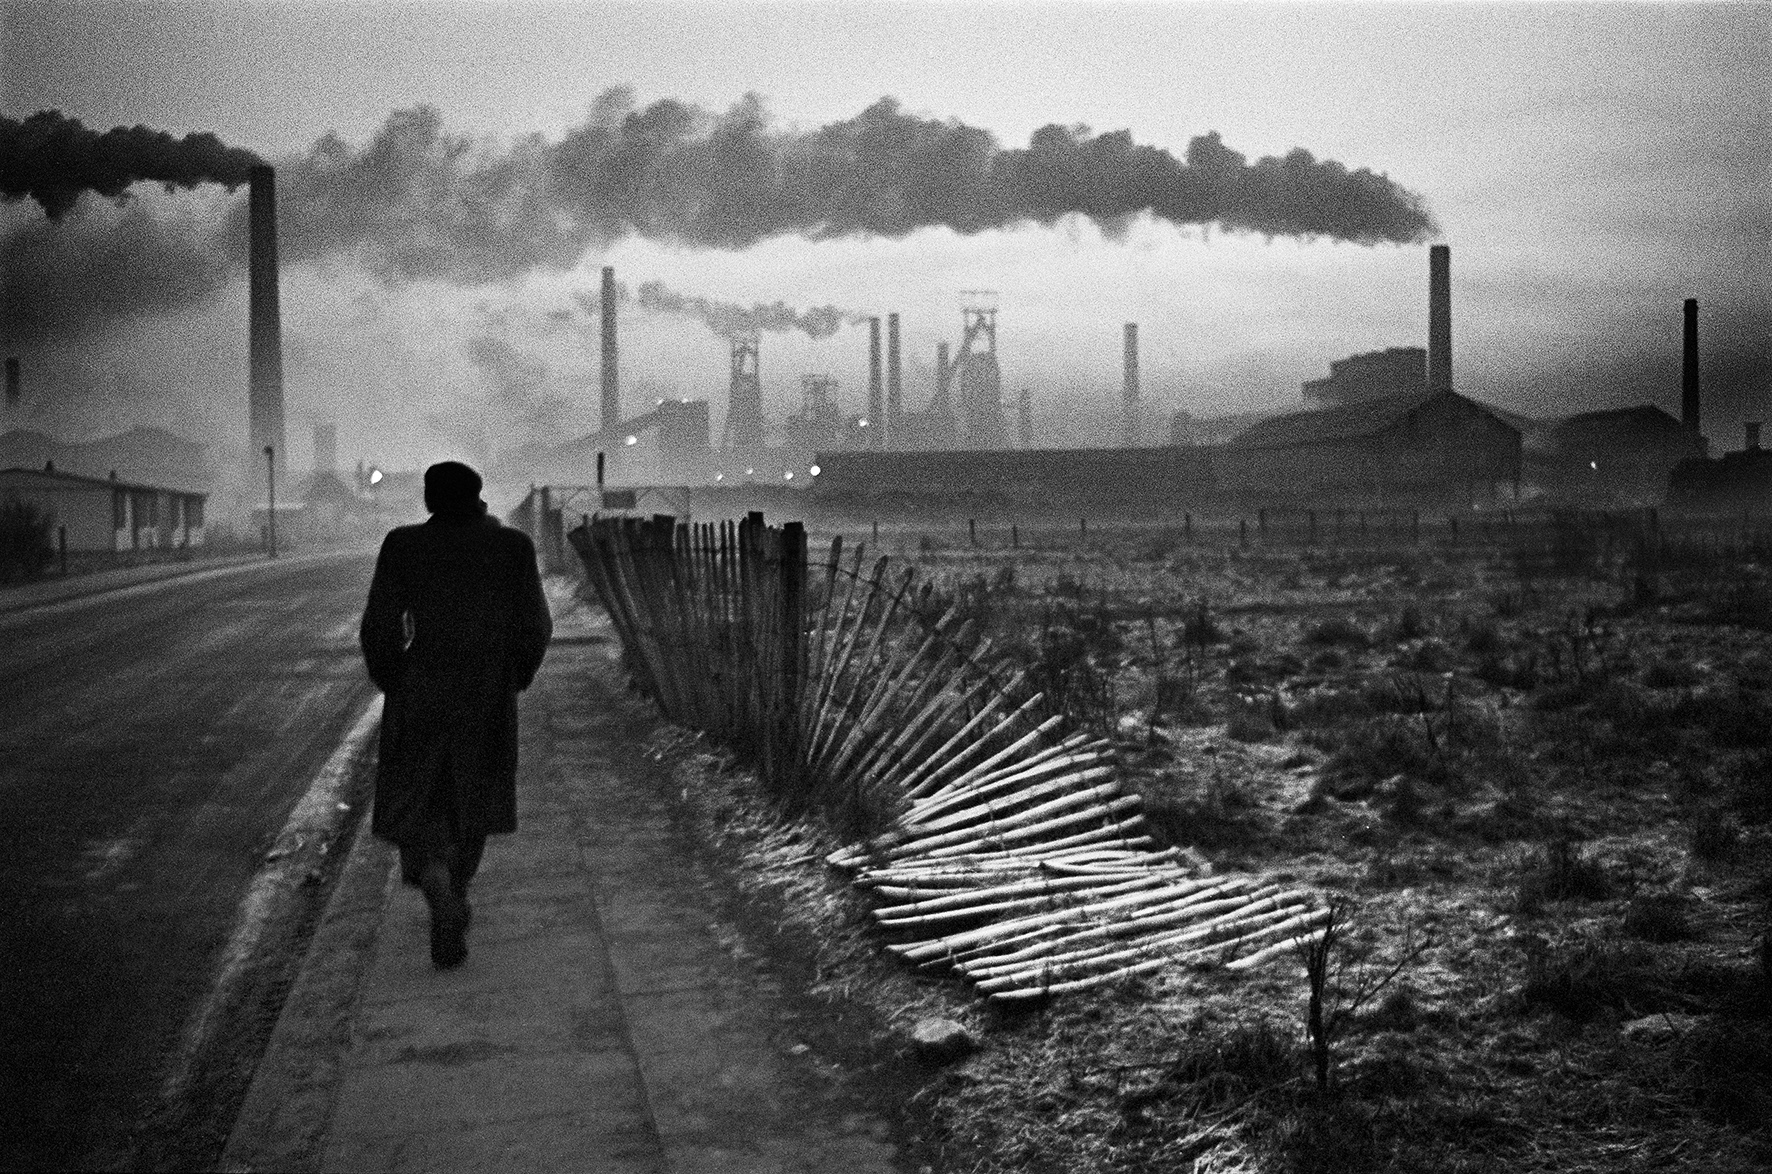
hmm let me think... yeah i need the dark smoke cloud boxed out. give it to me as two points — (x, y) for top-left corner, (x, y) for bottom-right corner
(2, 94), (1433, 341)
(268, 91), (1436, 283)
(2, 201), (228, 343)
(0, 110), (261, 220)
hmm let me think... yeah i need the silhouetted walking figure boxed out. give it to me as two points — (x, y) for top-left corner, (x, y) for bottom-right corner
(360, 462), (552, 967)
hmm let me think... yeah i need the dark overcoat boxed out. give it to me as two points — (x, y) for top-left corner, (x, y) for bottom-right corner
(359, 512), (552, 846)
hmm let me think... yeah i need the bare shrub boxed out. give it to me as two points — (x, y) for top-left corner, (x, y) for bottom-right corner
(1515, 837), (1611, 913)
(0, 499), (54, 583)
(1622, 893), (1696, 942)
(1303, 617), (1370, 650)
(1387, 603), (1428, 642)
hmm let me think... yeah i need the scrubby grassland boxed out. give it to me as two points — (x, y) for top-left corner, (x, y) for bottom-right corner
(644, 521), (1772, 1174)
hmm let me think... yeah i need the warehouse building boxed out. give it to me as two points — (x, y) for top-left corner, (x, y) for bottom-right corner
(0, 466), (207, 552)
(810, 446), (1216, 515)
(1216, 389), (1522, 506)
(1532, 405), (1702, 505)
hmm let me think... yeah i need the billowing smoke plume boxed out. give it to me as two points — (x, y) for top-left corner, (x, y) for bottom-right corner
(3, 200), (230, 338)
(267, 92), (1435, 284)
(2, 95), (1435, 341)
(0, 111), (261, 219)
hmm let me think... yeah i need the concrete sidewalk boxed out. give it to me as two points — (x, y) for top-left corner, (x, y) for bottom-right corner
(222, 588), (902, 1174)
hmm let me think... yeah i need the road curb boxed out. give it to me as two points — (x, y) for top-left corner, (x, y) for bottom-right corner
(218, 720), (397, 1174)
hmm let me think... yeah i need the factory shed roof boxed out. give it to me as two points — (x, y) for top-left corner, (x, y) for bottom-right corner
(1229, 390), (1453, 449)
(1, 466), (205, 497)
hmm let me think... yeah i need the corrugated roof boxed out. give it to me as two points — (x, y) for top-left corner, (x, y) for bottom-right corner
(1228, 390), (1447, 449)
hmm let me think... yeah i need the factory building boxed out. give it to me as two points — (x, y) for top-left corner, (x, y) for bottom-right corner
(0, 466), (207, 552)
(1532, 405), (1702, 505)
(1217, 389), (1521, 505)
(1302, 347), (1427, 407)
(810, 446), (1215, 515)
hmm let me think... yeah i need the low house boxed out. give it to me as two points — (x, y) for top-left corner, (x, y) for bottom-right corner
(1217, 390), (1522, 505)
(0, 466), (207, 552)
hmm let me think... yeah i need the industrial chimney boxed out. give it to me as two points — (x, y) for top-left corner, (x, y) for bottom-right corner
(248, 165), (286, 479)
(1746, 422), (1761, 452)
(1682, 297), (1701, 439)
(4, 357), (18, 411)
(935, 341), (952, 413)
(867, 317), (883, 449)
(1427, 244), (1452, 393)
(1122, 323), (1140, 448)
(886, 313), (902, 449)
(600, 266), (619, 437)
(313, 423), (337, 475)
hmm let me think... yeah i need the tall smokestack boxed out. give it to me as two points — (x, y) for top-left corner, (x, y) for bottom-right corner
(248, 165), (286, 478)
(935, 341), (951, 412)
(313, 423), (337, 475)
(1427, 244), (1451, 393)
(1122, 323), (1140, 447)
(4, 357), (18, 411)
(886, 312), (902, 449)
(1682, 297), (1700, 437)
(600, 265), (620, 436)
(867, 317), (883, 449)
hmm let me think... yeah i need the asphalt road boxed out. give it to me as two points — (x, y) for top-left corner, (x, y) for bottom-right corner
(0, 549), (382, 1171)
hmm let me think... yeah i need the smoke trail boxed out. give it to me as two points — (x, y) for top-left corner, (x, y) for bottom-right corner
(0, 111), (261, 220)
(569, 278), (855, 339)
(1, 95), (1436, 340)
(267, 93), (1434, 283)
(630, 281), (854, 339)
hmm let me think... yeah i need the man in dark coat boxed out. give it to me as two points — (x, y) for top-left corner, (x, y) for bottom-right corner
(359, 461), (552, 967)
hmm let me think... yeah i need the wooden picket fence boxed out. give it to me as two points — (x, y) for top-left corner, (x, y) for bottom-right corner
(568, 511), (1323, 999)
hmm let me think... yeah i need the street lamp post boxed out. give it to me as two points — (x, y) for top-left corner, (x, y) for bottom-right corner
(264, 445), (277, 559)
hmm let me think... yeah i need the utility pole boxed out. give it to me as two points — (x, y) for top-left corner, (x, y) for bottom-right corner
(264, 445), (277, 559)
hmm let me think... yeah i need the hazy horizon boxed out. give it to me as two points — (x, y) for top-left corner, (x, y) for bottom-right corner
(3, 0), (1767, 475)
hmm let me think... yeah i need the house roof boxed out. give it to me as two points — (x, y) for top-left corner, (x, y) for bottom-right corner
(1229, 390), (1457, 449)
(0, 466), (206, 497)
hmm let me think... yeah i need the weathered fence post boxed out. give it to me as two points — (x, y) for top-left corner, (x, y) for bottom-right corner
(779, 520), (808, 805)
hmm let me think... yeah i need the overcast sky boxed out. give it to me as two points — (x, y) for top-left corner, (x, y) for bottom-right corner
(3, 0), (1767, 471)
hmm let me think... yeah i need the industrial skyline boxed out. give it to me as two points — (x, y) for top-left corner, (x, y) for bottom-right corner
(2, 0), (1766, 485)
